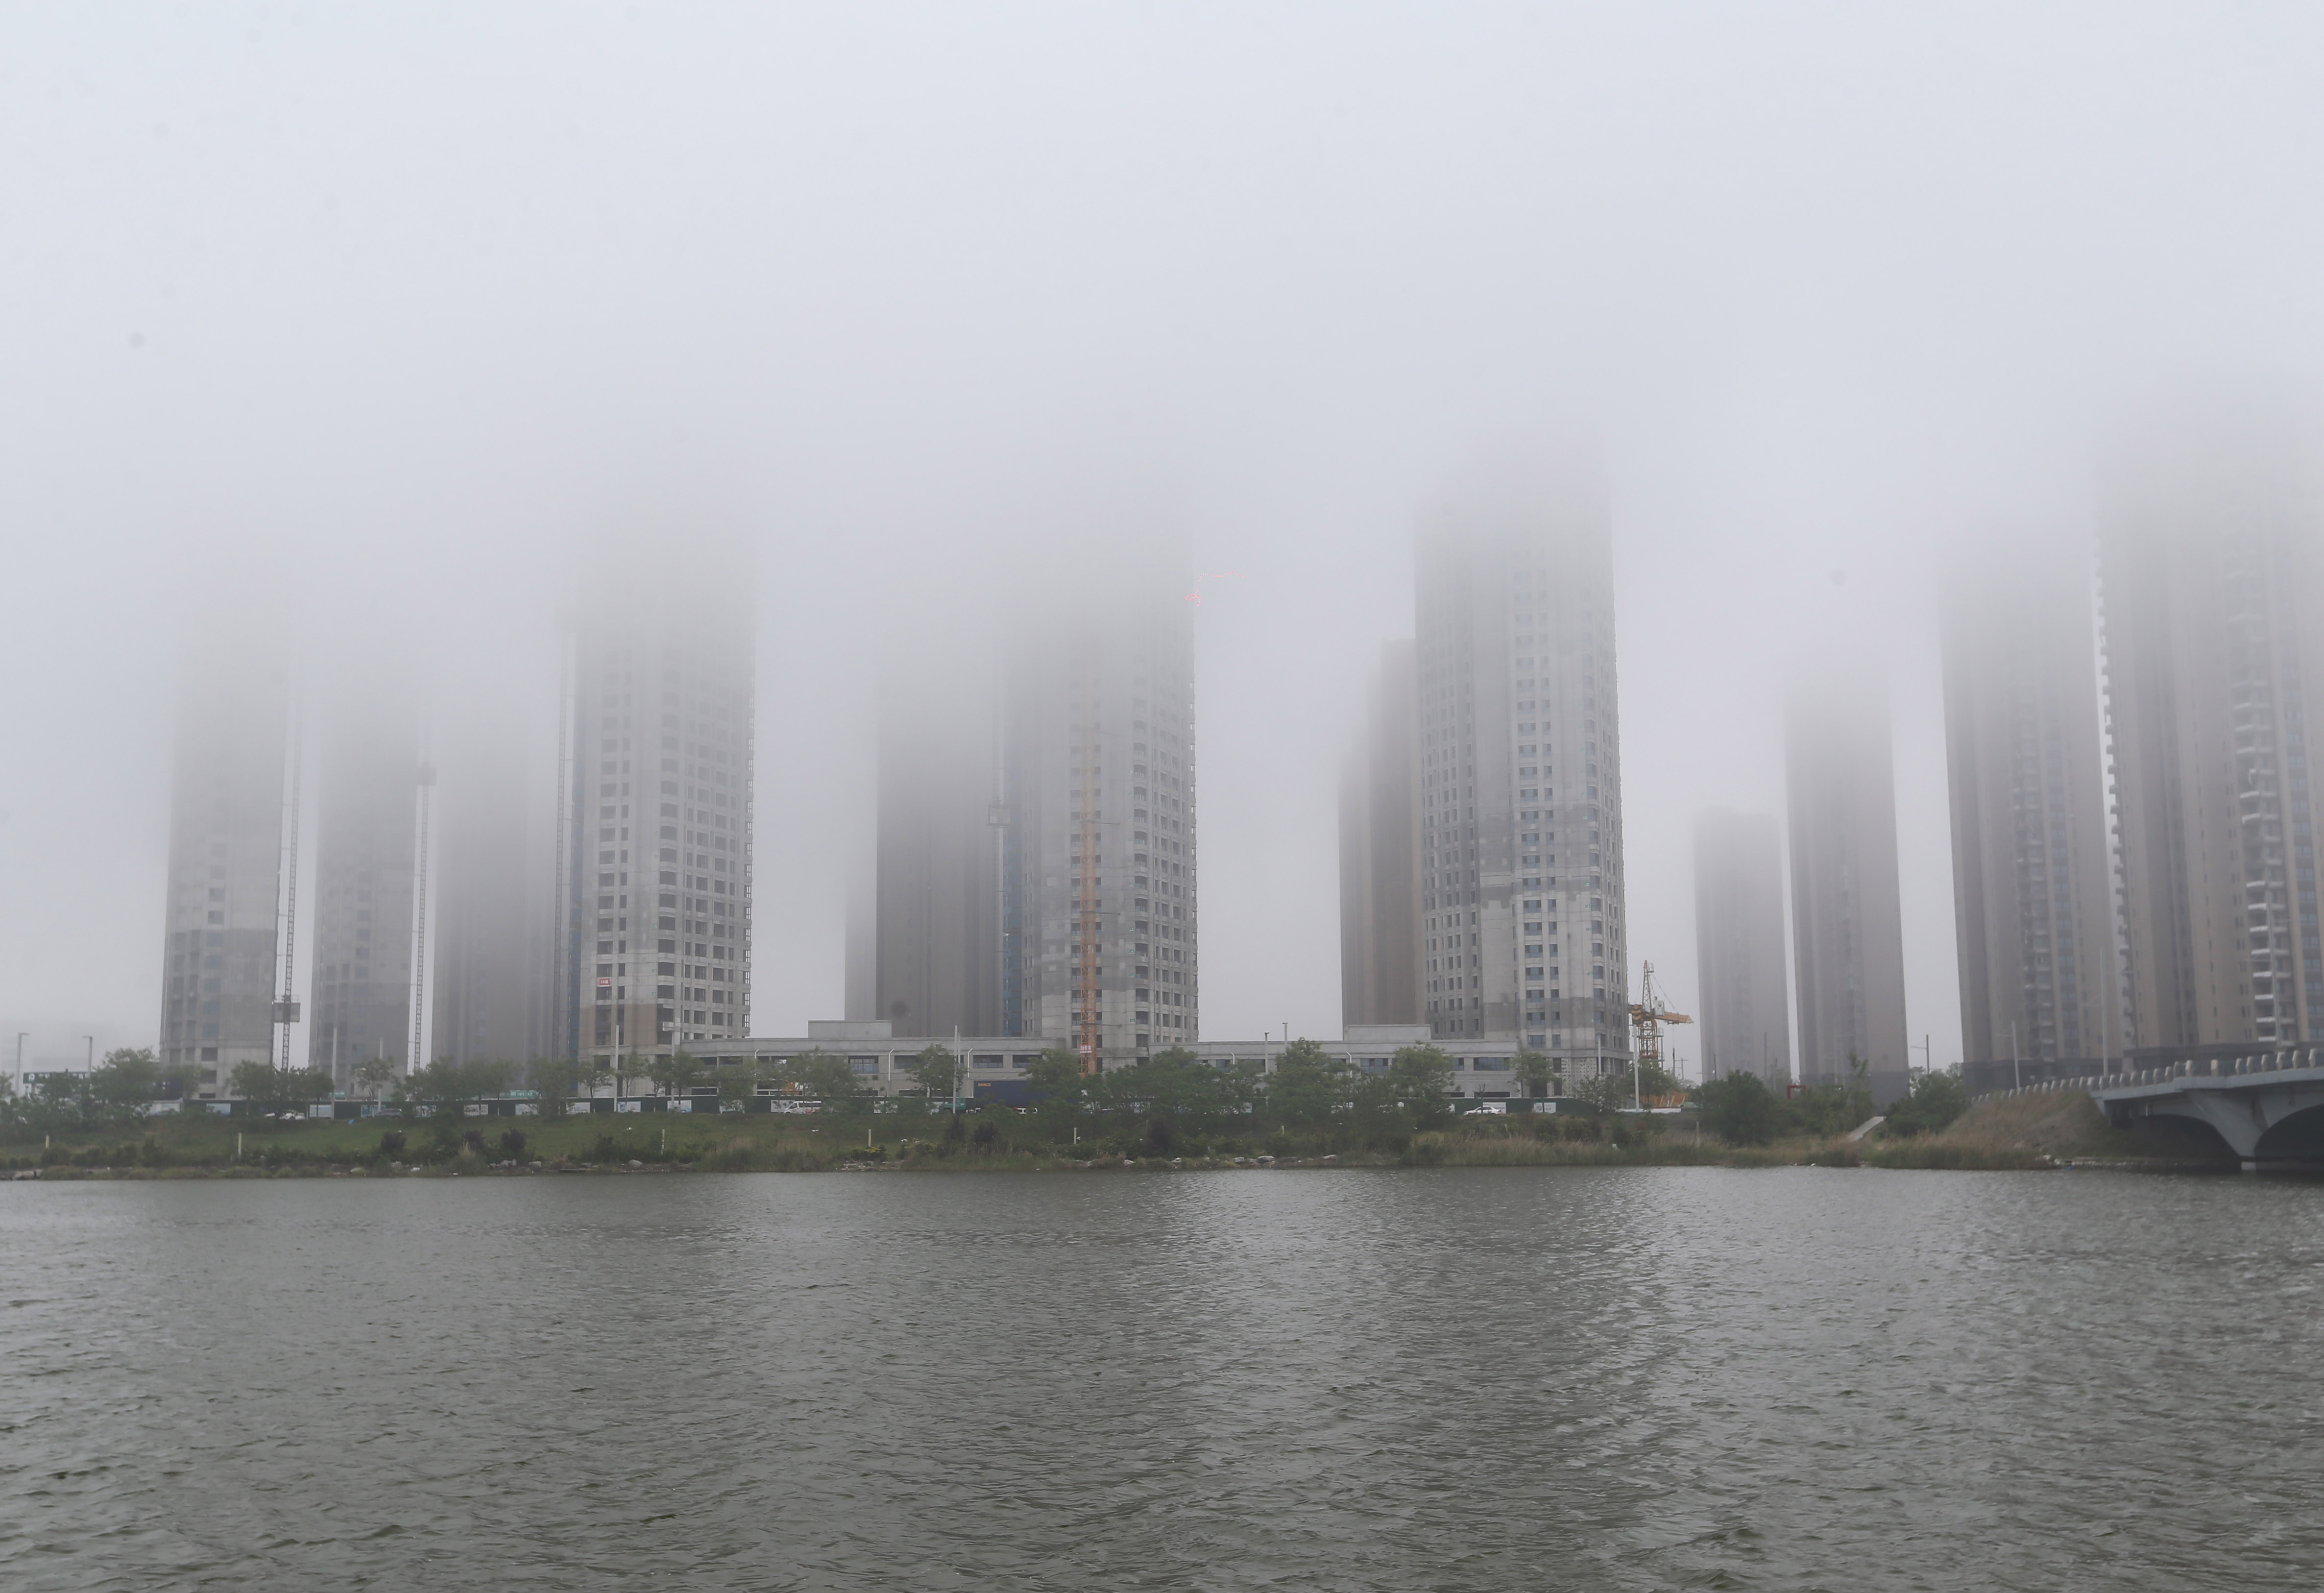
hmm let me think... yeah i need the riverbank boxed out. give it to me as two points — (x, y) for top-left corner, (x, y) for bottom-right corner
(0, 1087), (2223, 1177)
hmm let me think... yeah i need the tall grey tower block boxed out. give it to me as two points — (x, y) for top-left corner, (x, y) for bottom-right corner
(1340, 639), (1421, 1029)
(1411, 446), (1629, 1076)
(2099, 392), (2324, 1061)
(1786, 677), (1911, 1104)
(156, 642), (289, 1097)
(558, 581), (756, 1073)
(1941, 541), (2120, 1089)
(1692, 809), (1791, 1090)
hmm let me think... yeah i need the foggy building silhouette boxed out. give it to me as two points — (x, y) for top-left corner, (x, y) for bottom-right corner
(2099, 393), (2324, 1061)
(869, 549), (1196, 1066)
(431, 719), (554, 1067)
(1785, 677), (1910, 1103)
(1941, 541), (2121, 1089)
(1691, 809), (1792, 1091)
(557, 584), (756, 1078)
(1340, 639), (1421, 1029)
(1407, 447), (1630, 1075)
(156, 641), (290, 1098)
(307, 677), (423, 1090)
(871, 649), (1006, 1038)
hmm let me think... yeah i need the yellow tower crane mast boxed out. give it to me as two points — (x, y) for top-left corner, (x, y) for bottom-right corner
(1627, 961), (1694, 1108)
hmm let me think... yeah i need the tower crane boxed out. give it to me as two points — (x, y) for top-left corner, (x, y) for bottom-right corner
(1627, 961), (1693, 1108)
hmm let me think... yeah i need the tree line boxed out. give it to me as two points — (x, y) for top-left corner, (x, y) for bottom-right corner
(3, 1037), (1695, 1145)
(1689, 1059), (1970, 1145)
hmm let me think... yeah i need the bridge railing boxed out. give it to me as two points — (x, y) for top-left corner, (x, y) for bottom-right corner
(1973, 1045), (2324, 1104)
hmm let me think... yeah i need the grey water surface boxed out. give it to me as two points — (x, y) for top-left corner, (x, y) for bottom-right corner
(3, 1166), (2320, 1591)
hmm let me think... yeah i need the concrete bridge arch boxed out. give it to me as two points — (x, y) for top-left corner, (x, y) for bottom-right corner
(2253, 1102), (2324, 1165)
(2092, 1055), (2324, 1171)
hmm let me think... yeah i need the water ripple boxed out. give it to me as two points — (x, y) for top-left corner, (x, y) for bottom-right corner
(2, 1168), (2320, 1590)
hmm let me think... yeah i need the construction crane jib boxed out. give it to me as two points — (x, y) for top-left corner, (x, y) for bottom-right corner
(1627, 961), (1693, 1108)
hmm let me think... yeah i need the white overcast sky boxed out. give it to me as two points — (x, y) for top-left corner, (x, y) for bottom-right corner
(6, 2), (2324, 1071)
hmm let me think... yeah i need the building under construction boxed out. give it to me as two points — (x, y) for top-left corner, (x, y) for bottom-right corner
(869, 543), (1197, 1069)
(556, 571), (757, 1076)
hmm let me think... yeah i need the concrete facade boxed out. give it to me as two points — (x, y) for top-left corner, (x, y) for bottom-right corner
(557, 583), (756, 1067)
(1786, 676), (1911, 1103)
(156, 641), (289, 1095)
(1410, 446), (1630, 1076)
(1941, 542), (2122, 1087)
(1692, 809), (1792, 1090)
(1340, 639), (1422, 1029)
(2099, 394), (2324, 1061)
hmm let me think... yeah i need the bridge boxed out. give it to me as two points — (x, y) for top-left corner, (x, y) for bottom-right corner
(2087, 1048), (2324, 1171)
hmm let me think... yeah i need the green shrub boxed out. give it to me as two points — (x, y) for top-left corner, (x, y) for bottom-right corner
(1695, 1071), (1785, 1146)
(1883, 1071), (1971, 1138)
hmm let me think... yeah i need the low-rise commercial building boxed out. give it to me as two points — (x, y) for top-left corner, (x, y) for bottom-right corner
(684, 1020), (1553, 1100)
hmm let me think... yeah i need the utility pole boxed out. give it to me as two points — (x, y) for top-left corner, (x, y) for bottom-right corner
(1914, 1033), (1933, 1081)
(2011, 1021), (2022, 1091)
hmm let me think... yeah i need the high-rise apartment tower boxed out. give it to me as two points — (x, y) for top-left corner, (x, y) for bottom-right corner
(1340, 639), (1421, 1028)
(1941, 542), (2121, 1088)
(2099, 392), (2324, 1061)
(1785, 677), (1911, 1103)
(1692, 808), (1792, 1090)
(156, 643), (289, 1096)
(557, 584), (756, 1076)
(1411, 448), (1629, 1074)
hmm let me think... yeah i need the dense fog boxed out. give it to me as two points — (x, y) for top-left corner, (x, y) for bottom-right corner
(6, 3), (2324, 1075)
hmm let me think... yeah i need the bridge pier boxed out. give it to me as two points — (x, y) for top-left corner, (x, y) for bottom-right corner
(2173, 1091), (2266, 1167)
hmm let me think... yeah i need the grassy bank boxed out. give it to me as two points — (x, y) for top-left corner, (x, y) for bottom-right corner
(1, 1109), (904, 1177)
(0, 1087), (2215, 1178)
(1860, 1089), (2204, 1170)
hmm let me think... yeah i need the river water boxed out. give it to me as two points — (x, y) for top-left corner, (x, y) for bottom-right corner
(2, 1166), (2319, 1591)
